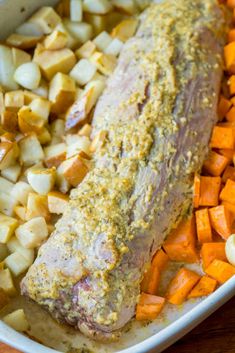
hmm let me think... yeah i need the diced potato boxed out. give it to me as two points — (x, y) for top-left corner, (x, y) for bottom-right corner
(38, 127), (52, 145)
(49, 72), (76, 113)
(19, 134), (44, 166)
(16, 217), (48, 249)
(0, 214), (18, 243)
(33, 45), (76, 81)
(16, 22), (44, 37)
(64, 20), (93, 44)
(78, 124), (92, 137)
(5, 90), (24, 112)
(66, 135), (91, 157)
(104, 38), (123, 56)
(93, 31), (112, 52)
(134, 0), (151, 10)
(3, 309), (29, 332)
(0, 288), (9, 310)
(70, 59), (97, 85)
(6, 34), (42, 50)
(0, 92), (4, 115)
(56, 166), (71, 193)
(0, 177), (14, 195)
(32, 79), (48, 98)
(56, 0), (71, 17)
(90, 130), (107, 152)
(111, 18), (138, 42)
(0, 244), (9, 262)
(25, 193), (50, 221)
(5, 252), (31, 276)
(12, 48), (31, 68)
(44, 143), (67, 168)
(29, 98), (51, 124)
(0, 192), (18, 217)
(83, 0), (113, 15)
(50, 119), (65, 140)
(7, 237), (34, 266)
(18, 106), (43, 135)
(48, 191), (69, 214)
(1, 111), (18, 132)
(23, 90), (41, 105)
(1, 164), (21, 183)
(70, 0), (83, 21)
(44, 30), (68, 51)
(0, 141), (19, 170)
(0, 132), (16, 143)
(14, 206), (27, 221)
(0, 45), (19, 91)
(27, 168), (56, 195)
(59, 153), (89, 187)
(14, 62), (41, 90)
(84, 13), (107, 36)
(75, 40), (96, 59)
(112, 0), (137, 14)
(90, 51), (117, 75)
(0, 269), (16, 296)
(29, 7), (62, 34)
(11, 181), (33, 206)
(55, 22), (78, 49)
(66, 79), (105, 130)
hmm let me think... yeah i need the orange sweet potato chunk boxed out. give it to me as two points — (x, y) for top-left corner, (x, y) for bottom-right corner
(205, 259), (235, 284)
(136, 293), (165, 321)
(195, 208), (213, 244)
(200, 242), (227, 270)
(187, 276), (217, 299)
(199, 176), (221, 207)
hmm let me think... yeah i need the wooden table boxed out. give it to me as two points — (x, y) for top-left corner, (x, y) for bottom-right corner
(1, 296), (235, 353)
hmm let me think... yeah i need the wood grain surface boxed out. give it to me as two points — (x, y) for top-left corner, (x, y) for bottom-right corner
(0, 296), (235, 353)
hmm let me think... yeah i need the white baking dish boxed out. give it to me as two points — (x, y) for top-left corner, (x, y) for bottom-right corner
(0, 1), (234, 352)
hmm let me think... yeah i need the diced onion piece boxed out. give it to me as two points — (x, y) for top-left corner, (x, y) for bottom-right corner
(64, 20), (93, 44)
(225, 234), (235, 266)
(70, 59), (97, 86)
(0, 45), (19, 91)
(29, 6), (62, 34)
(44, 143), (67, 168)
(27, 168), (56, 195)
(16, 217), (48, 249)
(19, 134), (44, 166)
(1, 164), (21, 183)
(83, 0), (113, 14)
(5, 252), (31, 276)
(104, 38), (123, 56)
(48, 191), (69, 214)
(75, 40), (96, 59)
(70, 0), (83, 21)
(14, 62), (41, 90)
(11, 181), (33, 206)
(93, 31), (112, 52)
(16, 22), (44, 37)
(0, 214), (18, 243)
(3, 309), (29, 332)
(0, 269), (16, 296)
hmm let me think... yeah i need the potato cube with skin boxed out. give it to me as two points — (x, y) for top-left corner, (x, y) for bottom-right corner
(79, 124), (92, 137)
(90, 51), (117, 76)
(29, 7), (61, 34)
(0, 214), (18, 243)
(14, 206), (27, 221)
(70, 59), (97, 86)
(1, 164), (21, 183)
(0, 269), (16, 296)
(0, 244), (9, 262)
(49, 72), (76, 113)
(23, 90), (41, 105)
(5, 91), (24, 112)
(75, 40), (96, 59)
(18, 106), (44, 135)
(0, 177), (14, 195)
(12, 48), (31, 68)
(56, 166), (71, 194)
(19, 134), (44, 166)
(48, 191), (69, 214)
(83, 0), (113, 14)
(70, 0), (83, 21)
(63, 20), (93, 44)
(7, 237), (34, 266)
(0, 92), (4, 115)
(50, 119), (65, 139)
(29, 98), (51, 124)
(59, 153), (90, 187)
(84, 13), (106, 36)
(55, 22), (78, 49)
(0, 288), (9, 309)
(93, 31), (112, 52)
(1, 110), (18, 132)
(32, 79), (48, 99)
(14, 62), (41, 90)
(27, 168), (56, 195)
(3, 309), (29, 332)
(33, 46), (76, 81)
(0, 141), (19, 170)
(16, 217), (48, 249)
(44, 143), (67, 168)
(112, 0), (137, 15)
(111, 18), (139, 42)
(25, 193), (50, 222)
(0, 45), (19, 91)
(11, 181), (33, 206)
(38, 127), (51, 145)
(6, 34), (42, 50)
(66, 135), (91, 157)
(5, 252), (31, 276)
(44, 30), (68, 50)
(0, 192), (18, 217)
(90, 130), (107, 152)
(104, 38), (123, 56)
